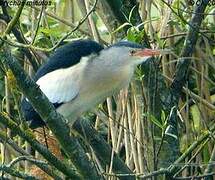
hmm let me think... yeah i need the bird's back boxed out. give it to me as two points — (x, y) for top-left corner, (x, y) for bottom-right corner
(34, 39), (103, 81)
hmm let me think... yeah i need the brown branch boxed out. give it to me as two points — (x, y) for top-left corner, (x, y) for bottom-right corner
(0, 124), (64, 179)
(160, 30), (215, 39)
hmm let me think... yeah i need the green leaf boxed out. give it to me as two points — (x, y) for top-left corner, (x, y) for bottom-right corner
(127, 27), (145, 43)
(39, 27), (63, 38)
(143, 113), (164, 130)
(161, 110), (166, 125)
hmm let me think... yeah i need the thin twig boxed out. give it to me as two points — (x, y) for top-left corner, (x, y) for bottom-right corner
(161, 0), (213, 44)
(0, 3), (39, 71)
(161, 30), (215, 39)
(174, 172), (215, 180)
(2, 0), (26, 36)
(168, 123), (215, 173)
(204, 145), (215, 179)
(32, 6), (91, 36)
(31, 5), (44, 45)
(1, 0), (99, 52)
(40, 0), (98, 51)
(103, 168), (168, 179)
(162, 74), (215, 111)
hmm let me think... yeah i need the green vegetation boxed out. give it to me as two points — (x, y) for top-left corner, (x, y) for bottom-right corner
(0, 0), (214, 179)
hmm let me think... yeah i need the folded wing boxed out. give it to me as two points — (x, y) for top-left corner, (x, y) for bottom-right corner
(36, 67), (80, 103)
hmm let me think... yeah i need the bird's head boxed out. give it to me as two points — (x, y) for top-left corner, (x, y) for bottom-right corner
(127, 47), (161, 65)
(104, 42), (161, 67)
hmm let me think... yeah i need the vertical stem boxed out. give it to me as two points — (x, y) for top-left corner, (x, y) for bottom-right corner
(107, 97), (117, 150)
(204, 145), (215, 180)
(127, 98), (140, 173)
(84, 0), (100, 42)
(4, 76), (13, 179)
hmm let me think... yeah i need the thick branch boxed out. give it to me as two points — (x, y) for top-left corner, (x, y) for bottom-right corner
(160, 0), (210, 170)
(0, 130), (29, 156)
(0, 49), (101, 179)
(8, 156), (63, 180)
(0, 130), (63, 179)
(166, 0), (210, 108)
(73, 119), (134, 180)
(0, 113), (81, 179)
(0, 164), (38, 180)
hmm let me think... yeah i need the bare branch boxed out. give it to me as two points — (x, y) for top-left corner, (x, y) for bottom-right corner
(0, 112), (81, 179)
(0, 164), (38, 180)
(8, 156), (63, 180)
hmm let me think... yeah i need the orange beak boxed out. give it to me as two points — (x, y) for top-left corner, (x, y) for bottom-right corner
(133, 48), (161, 57)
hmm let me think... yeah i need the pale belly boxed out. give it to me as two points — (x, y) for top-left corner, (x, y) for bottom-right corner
(56, 79), (128, 125)
(57, 65), (133, 125)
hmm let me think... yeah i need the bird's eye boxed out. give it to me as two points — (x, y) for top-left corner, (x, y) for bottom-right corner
(130, 50), (136, 55)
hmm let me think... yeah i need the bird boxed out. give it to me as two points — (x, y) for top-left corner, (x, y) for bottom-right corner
(21, 39), (161, 129)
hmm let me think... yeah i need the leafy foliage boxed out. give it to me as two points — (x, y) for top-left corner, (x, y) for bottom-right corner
(0, 0), (214, 179)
